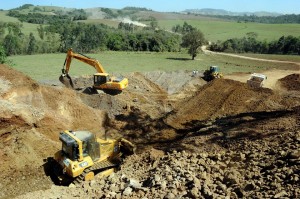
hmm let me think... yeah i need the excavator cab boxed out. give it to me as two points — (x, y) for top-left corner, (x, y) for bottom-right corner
(93, 73), (111, 86)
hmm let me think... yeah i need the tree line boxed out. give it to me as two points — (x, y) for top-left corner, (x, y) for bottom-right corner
(209, 32), (300, 55)
(0, 21), (59, 56)
(50, 21), (181, 53)
(0, 20), (182, 56)
(7, 9), (87, 24)
(2, 7), (298, 65)
(212, 14), (300, 24)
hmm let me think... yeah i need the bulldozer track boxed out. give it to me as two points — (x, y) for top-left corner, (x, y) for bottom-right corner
(73, 159), (118, 185)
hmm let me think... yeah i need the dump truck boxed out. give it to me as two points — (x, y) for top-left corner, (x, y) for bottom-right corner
(203, 66), (223, 81)
(247, 73), (267, 88)
(59, 48), (128, 94)
(52, 130), (135, 185)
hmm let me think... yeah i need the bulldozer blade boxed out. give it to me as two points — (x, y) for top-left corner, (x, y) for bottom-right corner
(59, 74), (74, 88)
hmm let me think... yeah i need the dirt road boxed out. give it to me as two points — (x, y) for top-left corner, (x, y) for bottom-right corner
(202, 46), (300, 89)
(202, 46), (300, 66)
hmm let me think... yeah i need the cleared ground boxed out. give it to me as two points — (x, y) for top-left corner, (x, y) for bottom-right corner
(0, 61), (299, 198)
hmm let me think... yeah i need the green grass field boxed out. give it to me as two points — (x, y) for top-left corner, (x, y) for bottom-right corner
(158, 19), (300, 42)
(0, 11), (41, 39)
(8, 51), (299, 81)
(1, 7), (299, 82)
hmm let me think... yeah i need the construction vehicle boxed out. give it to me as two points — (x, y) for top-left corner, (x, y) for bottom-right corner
(52, 130), (135, 184)
(247, 73), (267, 88)
(203, 66), (223, 81)
(59, 48), (128, 94)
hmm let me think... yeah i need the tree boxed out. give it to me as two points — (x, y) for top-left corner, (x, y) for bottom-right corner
(37, 25), (44, 40)
(0, 45), (7, 64)
(172, 22), (195, 34)
(3, 33), (21, 55)
(181, 30), (206, 60)
(149, 17), (158, 30)
(182, 22), (196, 34)
(0, 22), (6, 38)
(27, 32), (36, 54)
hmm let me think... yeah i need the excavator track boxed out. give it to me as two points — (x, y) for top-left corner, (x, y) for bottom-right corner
(73, 159), (118, 185)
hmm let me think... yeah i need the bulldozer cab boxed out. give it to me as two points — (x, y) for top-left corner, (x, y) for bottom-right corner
(59, 132), (78, 161)
(94, 73), (111, 86)
(59, 131), (100, 161)
(210, 66), (219, 73)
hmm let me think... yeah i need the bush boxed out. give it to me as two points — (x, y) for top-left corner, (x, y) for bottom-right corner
(0, 45), (7, 64)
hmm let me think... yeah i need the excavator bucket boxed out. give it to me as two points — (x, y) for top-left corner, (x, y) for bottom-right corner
(59, 73), (74, 88)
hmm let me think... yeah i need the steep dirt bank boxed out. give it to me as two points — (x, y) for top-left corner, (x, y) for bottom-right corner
(0, 64), (109, 198)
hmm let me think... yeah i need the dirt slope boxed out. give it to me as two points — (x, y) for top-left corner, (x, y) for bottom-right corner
(279, 73), (300, 91)
(0, 64), (299, 199)
(165, 78), (299, 130)
(0, 64), (109, 198)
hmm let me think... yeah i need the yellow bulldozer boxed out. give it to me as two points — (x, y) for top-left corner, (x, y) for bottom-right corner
(203, 66), (223, 81)
(52, 130), (135, 185)
(59, 48), (128, 94)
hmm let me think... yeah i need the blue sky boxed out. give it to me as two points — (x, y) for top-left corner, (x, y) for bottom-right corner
(1, 0), (299, 14)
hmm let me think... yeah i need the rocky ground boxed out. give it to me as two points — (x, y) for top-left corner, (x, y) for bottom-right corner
(0, 64), (299, 198)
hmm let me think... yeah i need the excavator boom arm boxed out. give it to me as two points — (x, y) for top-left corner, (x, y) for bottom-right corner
(63, 49), (106, 74)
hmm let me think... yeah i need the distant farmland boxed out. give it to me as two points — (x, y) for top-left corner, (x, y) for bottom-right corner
(158, 19), (300, 42)
(1, 7), (299, 43)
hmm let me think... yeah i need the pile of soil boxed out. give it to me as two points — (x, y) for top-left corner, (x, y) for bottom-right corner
(278, 73), (300, 91)
(1, 64), (299, 199)
(0, 64), (109, 198)
(17, 117), (300, 198)
(166, 78), (298, 130)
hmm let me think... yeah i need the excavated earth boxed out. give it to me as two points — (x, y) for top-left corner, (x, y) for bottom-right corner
(0, 64), (299, 199)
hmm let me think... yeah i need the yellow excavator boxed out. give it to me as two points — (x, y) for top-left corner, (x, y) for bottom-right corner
(52, 130), (135, 185)
(59, 48), (128, 94)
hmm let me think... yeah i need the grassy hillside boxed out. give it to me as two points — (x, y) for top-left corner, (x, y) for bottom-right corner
(0, 11), (41, 38)
(1, 5), (299, 43)
(8, 51), (299, 81)
(158, 19), (300, 42)
(0, 11), (20, 22)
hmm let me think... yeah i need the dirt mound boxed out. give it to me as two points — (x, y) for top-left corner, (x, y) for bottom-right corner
(71, 71), (206, 120)
(166, 78), (296, 129)
(142, 70), (206, 94)
(0, 64), (109, 198)
(278, 73), (300, 91)
(17, 121), (300, 198)
(1, 63), (300, 198)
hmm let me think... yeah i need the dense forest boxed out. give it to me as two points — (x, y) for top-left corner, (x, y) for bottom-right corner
(0, 4), (299, 59)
